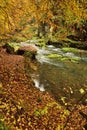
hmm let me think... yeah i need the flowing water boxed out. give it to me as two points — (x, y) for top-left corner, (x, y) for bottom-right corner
(31, 44), (87, 106)
(20, 40), (87, 106)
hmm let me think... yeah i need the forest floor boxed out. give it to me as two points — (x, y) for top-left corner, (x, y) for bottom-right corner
(0, 47), (87, 130)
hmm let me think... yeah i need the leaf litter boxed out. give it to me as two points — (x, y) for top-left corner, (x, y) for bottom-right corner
(0, 48), (87, 130)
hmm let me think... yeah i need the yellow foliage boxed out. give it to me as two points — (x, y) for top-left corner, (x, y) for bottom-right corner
(0, 0), (87, 40)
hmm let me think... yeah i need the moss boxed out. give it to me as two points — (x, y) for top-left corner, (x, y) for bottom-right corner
(8, 43), (20, 52)
(46, 52), (80, 63)
(35, 38), (47, 47)
(62, 47), (80, 53)
(46, 54), (62, 58)
(60, 57), (80, 63)
(60, 57), (69, 61)
(46, 53), (80, 63)
(71, 57), (80, 63)
(12, 34), (27, 42)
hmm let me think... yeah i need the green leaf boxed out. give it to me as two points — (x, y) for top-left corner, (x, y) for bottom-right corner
(41, 109), (48, 115)
(34, 110), (40, 116)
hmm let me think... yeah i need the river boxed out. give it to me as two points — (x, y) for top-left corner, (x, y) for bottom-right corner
(31, 44), (87, 107)
(19, 40), (87, 107)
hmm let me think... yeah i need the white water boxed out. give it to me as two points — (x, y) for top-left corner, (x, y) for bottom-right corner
(33, 79), (45, 91)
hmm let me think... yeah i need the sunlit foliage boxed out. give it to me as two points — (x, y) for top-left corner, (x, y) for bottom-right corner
(0, 0), (87, 40)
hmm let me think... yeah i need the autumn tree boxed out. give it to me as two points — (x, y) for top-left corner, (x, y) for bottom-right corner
(0, 0), (31, 40)
(0, 0), (87, 41)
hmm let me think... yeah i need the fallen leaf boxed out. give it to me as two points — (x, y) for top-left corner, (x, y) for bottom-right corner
(0, 82), (3, 88)
(79, 88), (85, 94)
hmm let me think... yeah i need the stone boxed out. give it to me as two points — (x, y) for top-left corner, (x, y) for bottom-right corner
(17, 46), (37, 59)
(3, 43), (37, 59)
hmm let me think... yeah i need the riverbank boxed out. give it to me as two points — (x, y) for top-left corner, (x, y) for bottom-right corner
(0, 47), (87, 130)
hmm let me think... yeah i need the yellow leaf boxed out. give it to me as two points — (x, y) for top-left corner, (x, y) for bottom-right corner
(0, 82), (3, 88)
(79, 88), (85, 94)
(56, 125), (61, 130)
